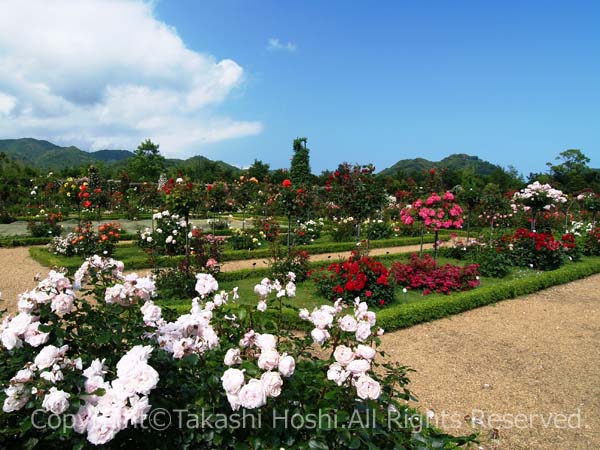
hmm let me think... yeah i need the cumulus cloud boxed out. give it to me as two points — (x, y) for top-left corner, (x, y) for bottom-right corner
(267, 38), (296, 52)
(0, 0), (262, 156)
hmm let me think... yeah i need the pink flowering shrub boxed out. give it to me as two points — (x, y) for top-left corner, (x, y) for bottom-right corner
(391, 254), (480, 295)
(0, 257), (475, 449)
(400, 191), (464, 230)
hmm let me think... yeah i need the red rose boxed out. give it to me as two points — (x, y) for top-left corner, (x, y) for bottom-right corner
(429, 168), (436, 175)
(365, 290), (372, 297)
(83, 200), (92, 208)
(379, 299), (385, 306)
(282, 179), (292, 188)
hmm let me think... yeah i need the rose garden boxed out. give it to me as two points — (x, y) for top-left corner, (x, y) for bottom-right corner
(0, 143), (599, 449)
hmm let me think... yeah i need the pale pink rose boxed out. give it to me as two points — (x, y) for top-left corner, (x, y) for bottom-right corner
(127, 395), (151, 425)
(11, 368), (34, 383)
(346, 359), (371, 376)
(221, 368), (245, 394)
(2, 384), (29, 412)
(355, 374), (381, 400)
(195, 273), (219, 297)
(338, 314), (358, 332)
(258, 349), (280, 371)
(42, 387), (70, 414)
(224, 348), (242, 366)
(278, 354), (295, 377)
(260, 371), (283, 397)
(141, 301), (162, 325)
(83, 359), (106, 379)
(8, 312), (33, 335)
(310, 327), (330, 345)
(355, 321), (372, 342)
(298, 308), (310, 321)
(355, 344), (376, 361)
(253, 284), (269, 299)
(34, 345), (67, 370)
(238, 379), (266, 409)
(86, 414), (121, 445)
(257, 300), (267, 312)
(51, 292), (74, 315)
(85, 375), (107, 394)
(23, 322), (50, 347)
(1, 329), (21, 350)
(239, 330), (255, 348)
(40, 366), (64, 384)
(255, 333), (276, 351)
(333, 345), (355, 366)
(73, 403), (92, 434)
(310, 309), (333, 328)
(226, 393), (241, 411)
(327, 363), (350, 386)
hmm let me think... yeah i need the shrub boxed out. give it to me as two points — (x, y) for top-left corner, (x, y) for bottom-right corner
(0, 258), (476, 449)
(509, 228), (573, 270)
(363, 218), (393, 240)
(229, 228), (262, 250)
(311, 252), (395, 307)
(292, 218), (324, 245)
(139, 210), (188, 256)
(582, 227), (600, 256)
(391, 254), (480, 295)
(270, 249), (311, 282)
(27, 212), (63, 237)
(328, 217), (357, 242)
(49, 222), (120, 257)
(474, 247), (512, 278)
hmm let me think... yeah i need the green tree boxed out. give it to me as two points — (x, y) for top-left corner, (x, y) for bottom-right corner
(290, 137), (312, 185)
(128, 139), (166, 182)
(547, 149), (591, 193)
(246, 159), (271, 182)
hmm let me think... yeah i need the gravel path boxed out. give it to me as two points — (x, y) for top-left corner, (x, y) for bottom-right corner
(0, 246), (598, 449)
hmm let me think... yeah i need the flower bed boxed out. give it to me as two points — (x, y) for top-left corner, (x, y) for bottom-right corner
(310, 252), (395, 307)
(391, 254), (480, 295)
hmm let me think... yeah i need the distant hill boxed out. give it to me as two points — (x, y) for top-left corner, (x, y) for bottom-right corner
(379, 153), (500, 177)
(0, 138), (133, 169)
(0, 138), (238, 173)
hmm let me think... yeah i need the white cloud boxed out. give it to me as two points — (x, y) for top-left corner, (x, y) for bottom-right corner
(267, 38), (297, 52)
(0, 0), (262, 156)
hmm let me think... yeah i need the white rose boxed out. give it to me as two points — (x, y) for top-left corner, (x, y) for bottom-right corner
(1, 329), (21, 350)
(310, 328), (330, 345)
(298, 308), (310, 321)
(221, 368), (245, 394)
(226, 393), (241, 411)
(310, 309), (333, 329)
(347, 359), (371, 376)
(255, 333), (276, 351)
(86, 414), (121, 445)
(23, 322), (50, 347)
(333, 345), (355, 366)
(258, 349), (280, 371)
(42, 387), (70, 414)
(355, 374), (381, 400)
(355, 321), (372, 342)
(257, 300), (267, 312)
(2, 385), (29, 412)
(355, 344), (376, 361)
(278, 354), (295, 377)
(327, 363), (350, 386)
(238, 379), (266, 409)
(34, 345), (66, 370)
(338, 315), (358, 332)
(224, 348), (242, 366)
(51, 293), (74, 316)
(8, 312), (32, 335)
(12, 368), (34, 383)
(260, 371), (283, 398)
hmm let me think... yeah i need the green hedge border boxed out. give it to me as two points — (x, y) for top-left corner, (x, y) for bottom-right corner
(1, 233), (139, 248)
(164, 257), (600, 332)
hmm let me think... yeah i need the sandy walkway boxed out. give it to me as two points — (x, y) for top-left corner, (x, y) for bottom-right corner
(380, 274), (600, 449)
(0, 246), (598, 449)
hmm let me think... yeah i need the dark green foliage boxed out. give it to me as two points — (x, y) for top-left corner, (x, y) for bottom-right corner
(290, 137), (312, 186)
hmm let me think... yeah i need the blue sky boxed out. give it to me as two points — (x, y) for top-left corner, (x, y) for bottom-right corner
(154, 0), (600, 174)
(0, 0), (598, 175)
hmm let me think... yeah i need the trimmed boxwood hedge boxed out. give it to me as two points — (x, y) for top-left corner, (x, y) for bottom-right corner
(164, 257), (600, 331)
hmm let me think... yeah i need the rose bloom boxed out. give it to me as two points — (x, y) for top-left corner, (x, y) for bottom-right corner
(258, 349), (280, 371)
(355, 321), (372, 342)
(86, 414), (122, 445)
(238, 379), (266, 409)
(310, 309), (333, 329)
(327, 363), (350, 386)
(278, 354), (295, 377)
(51, 292), (75, 315)
(42, 387), (70, 414)
(346, 359), (371, 376)
(338, 314), (358, 332)
(34, 345), (66, 370)
(224, 348), (242, 366)
(311, 327), (330, 345)
(23, 322), (49, 347)
(355, 374), (381, 400)
(195, 273), (219, 297)
(260, 371), (283, 397)
(257, 300), (267, 312)
(254, 333), (276, 351)
(299, 308), (310, 321)
(333, 345), (355, 366)
(221, 368), (245, 394)
(355, 344), (376, 360)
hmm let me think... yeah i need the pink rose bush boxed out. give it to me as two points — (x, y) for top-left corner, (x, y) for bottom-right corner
(0, 257), (475, 449)
(400, 191), (464, 230)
